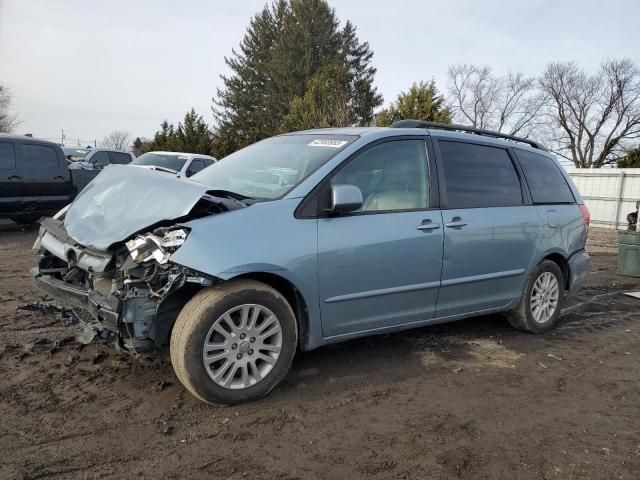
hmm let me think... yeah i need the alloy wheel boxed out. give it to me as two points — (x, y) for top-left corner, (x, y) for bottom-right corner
(202, 304), (283, 389)
(530, 271), (560, 324)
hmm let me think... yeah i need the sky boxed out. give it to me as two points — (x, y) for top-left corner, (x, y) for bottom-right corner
(1, 0), (639, 146)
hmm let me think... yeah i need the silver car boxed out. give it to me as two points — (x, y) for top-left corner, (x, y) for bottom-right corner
(130, 151), (217, 177)
(65, 148), (134, 169)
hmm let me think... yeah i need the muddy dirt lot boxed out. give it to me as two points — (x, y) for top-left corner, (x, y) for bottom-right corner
(1, 227), (639, 479)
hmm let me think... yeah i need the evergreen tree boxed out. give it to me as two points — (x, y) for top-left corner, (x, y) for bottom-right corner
(618, 146), (640, 168)
(213, 0), (382, 157)
(280, 62), (353, 132)
(340, 21), (380, 126)
(376, 81), (452, 127)
(140, 109), (213, 155)
(175, 108), (213, 155)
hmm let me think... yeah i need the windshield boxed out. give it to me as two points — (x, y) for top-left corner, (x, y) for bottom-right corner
(132, 152), (188, 172)
(192, 134), (356, 199)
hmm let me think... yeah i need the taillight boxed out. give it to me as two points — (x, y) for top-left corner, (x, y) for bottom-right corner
(579, 204), (590, 226)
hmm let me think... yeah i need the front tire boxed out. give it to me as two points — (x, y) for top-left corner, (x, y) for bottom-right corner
(507, 260), (565, 333)
(170, 279), (297, 405)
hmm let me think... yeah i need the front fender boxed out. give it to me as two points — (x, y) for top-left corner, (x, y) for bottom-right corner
(169, 199), (324, 350)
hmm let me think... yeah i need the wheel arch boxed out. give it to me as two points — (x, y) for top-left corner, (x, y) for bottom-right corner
(541, 252), (570, 290)
(231, 271), (311, 350)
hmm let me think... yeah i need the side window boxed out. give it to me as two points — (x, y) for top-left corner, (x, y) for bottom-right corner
(0, 142), (16, 169)
(438, 141), (522, 208)
(21, 144), (59, 169)
(109, 152), (132, 164)
(330, 140), (429, 212)
(188, 159), (206, 176)
(514, 149), (575, 204)
(90, 151), (110, 167)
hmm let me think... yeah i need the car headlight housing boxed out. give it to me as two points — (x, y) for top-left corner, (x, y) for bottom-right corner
(126, 228), (189, 265)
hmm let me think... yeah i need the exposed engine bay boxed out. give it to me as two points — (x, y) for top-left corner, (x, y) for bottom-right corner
(32, 191), (247, 354)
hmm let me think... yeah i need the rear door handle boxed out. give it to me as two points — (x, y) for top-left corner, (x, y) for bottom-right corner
(446, 217), (467, 228)
(54, 175), (65, 180)
(8, 175), (22, 181)
(417, 220), (441, 231)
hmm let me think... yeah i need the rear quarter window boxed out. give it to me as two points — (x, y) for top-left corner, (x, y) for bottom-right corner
(514, 149), (575, 204)
(109, 152), (132, 164)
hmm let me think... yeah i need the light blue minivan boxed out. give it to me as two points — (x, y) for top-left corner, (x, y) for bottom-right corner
(33, 121), (590, 404)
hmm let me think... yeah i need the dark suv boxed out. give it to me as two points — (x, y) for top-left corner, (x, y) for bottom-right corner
(1, 134), (99, 223)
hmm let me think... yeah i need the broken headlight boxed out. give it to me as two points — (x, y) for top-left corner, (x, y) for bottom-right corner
(125, 228), (189, 265)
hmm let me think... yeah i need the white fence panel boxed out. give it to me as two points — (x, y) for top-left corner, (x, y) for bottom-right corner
(566, 168), (640, 229)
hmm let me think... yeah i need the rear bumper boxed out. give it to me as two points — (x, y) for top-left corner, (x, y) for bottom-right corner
(31, 266), (119, 331)
(568, 249), (590, 296)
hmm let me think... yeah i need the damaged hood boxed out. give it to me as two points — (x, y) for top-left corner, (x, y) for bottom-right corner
(64, 165), (209, 251)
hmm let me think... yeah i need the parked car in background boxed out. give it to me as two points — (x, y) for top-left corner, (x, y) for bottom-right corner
(62, 147), (92, 161)
(32, 121), (590, 405)
(130, 151), (216, 177)
(67, 148), (134, 170)
(0, 134), (100, 223)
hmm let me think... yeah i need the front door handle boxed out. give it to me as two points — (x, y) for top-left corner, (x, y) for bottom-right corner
(8, 175), (22, 181)
(54, 175), (65, 180)
(417, 220), (441, 231)
(446, 217), (467, 228)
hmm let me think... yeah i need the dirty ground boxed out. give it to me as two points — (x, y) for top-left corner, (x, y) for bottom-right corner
(0, 226), (638, 479)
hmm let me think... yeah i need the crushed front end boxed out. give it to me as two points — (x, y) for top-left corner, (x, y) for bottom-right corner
(32, 217), (215, 353)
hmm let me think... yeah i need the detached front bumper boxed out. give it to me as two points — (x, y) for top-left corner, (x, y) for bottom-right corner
(31, 266), (120, 331)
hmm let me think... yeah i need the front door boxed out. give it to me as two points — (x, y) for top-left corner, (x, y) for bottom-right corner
(434, 139), (540, 317)
(317, 138), (444, 337)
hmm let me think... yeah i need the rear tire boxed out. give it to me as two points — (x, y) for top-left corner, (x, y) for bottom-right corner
(507, 260), (565, 333)
(170, 279), (297, 405)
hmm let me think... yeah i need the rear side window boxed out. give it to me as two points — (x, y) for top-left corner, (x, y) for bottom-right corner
(0, 142), (16, 169)
(109, 152), (132, 164)
(515, 149), (575, 204)
(21, 144), (59, 168)
(188, 159), (206, 176)
(91, 151), (110, 167)
(438, 141), (522, 208)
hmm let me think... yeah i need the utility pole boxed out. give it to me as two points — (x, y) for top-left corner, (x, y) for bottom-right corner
(61, 128), (65, 146)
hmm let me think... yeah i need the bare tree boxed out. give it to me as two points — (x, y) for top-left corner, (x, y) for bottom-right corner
(0, 84), (21, 133)
(447, 64), (545, 136)
(101, 130), (132, 150)
(539, 59), (640, 168)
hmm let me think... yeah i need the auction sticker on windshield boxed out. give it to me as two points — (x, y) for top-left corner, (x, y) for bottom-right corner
(308, 139), (349, 148)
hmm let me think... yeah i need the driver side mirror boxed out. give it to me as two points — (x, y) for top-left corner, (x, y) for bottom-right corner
(326, 184), (363, 214)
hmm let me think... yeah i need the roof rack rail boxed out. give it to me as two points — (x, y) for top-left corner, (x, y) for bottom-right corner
(390, 119), (547, 151)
